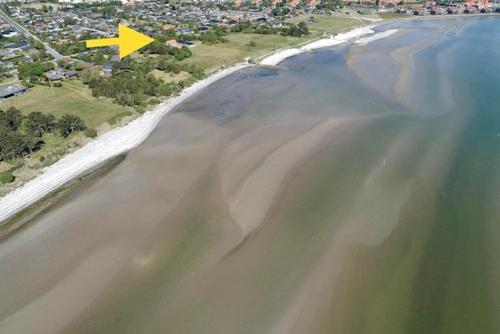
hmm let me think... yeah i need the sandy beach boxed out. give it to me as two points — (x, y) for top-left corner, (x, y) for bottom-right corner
(0, 21), (383, 225)
(0, 64), (249, 224)
(259, 25), (377, 66)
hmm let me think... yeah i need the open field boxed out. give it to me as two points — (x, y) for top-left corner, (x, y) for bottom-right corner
(377, 12), (412, 20)
(0, 80), (134, 128)
(151, 69), (191, 83)
(0, 77), (21, 87)
(288, 15), (364, 34)
(182, 17), (362, 71)
(181, 34), (310, 71)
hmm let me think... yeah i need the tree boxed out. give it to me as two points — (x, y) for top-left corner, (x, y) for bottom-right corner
(80, 65), (100, 84)
(57, 114), (86, 137)
(63, 17), (77, 26)
(0, 127), (38, 161)
(0, 107), (23, 131)
(18, 62), (52, 82)
(26, 112), (56, 137)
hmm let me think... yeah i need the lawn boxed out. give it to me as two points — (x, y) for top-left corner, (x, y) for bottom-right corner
(151, 69), (191, 83)
(0, 80), (134, 128)
(377, 12), (411, 20)
(181, 33), (311, 71)
(287, 15), (362, 35)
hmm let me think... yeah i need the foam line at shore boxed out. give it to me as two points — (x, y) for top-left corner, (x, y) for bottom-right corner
(0, 64), (249, 224)
(260, 25), (376, 66)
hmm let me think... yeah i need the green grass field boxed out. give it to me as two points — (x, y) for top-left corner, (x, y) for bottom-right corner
(182, 16), (366, 71)
(287, 15), (363, 35)
(151, 69), (191, 83)
(0, 80), (133, 128)
(181, 34), (311, 71)
(377, 12), (411, 20)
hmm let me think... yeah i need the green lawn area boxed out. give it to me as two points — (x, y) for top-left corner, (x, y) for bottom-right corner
(0, 80), (134, 128)
(151, 69), (191, 83)
(182, 16), (367, 72)
(181, 34), (312, 71)
(377, 12), (411, 20)
(287, 15), (362, 35)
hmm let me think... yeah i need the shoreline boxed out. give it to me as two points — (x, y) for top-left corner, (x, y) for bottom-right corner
(259, 24), (379, 66)
(0, 63), (249, 224)
(0, 18), (393, 225)
(0, 14), (475, 224)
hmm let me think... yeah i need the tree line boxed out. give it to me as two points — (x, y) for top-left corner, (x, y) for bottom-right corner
(0, 107), (87, 162)
(84, 56), (205, 107)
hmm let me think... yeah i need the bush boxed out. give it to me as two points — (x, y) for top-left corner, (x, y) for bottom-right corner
(148, 97), (160, 105)
(0, 171), (15, 184)
(57, 114), (86, 137)
(84, 128), (97, 138)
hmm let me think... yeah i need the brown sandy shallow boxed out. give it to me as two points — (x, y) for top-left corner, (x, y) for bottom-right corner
(346, 18), (468, 107)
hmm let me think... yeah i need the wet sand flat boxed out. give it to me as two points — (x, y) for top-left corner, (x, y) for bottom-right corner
(1, 17), (500, 334)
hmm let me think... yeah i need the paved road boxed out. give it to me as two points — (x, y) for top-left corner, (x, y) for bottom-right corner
(0, 9), (64, 60)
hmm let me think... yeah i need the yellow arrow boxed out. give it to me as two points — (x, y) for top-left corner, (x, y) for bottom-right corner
(86, 24), (154, 59)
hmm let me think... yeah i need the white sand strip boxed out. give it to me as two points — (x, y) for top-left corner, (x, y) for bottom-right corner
(259, 48), (303, 66)
(259, 25), (376, 66)
(355, 29), (398, 45)
(0, 63), (249, 224)
(301, 26), (375, 51)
